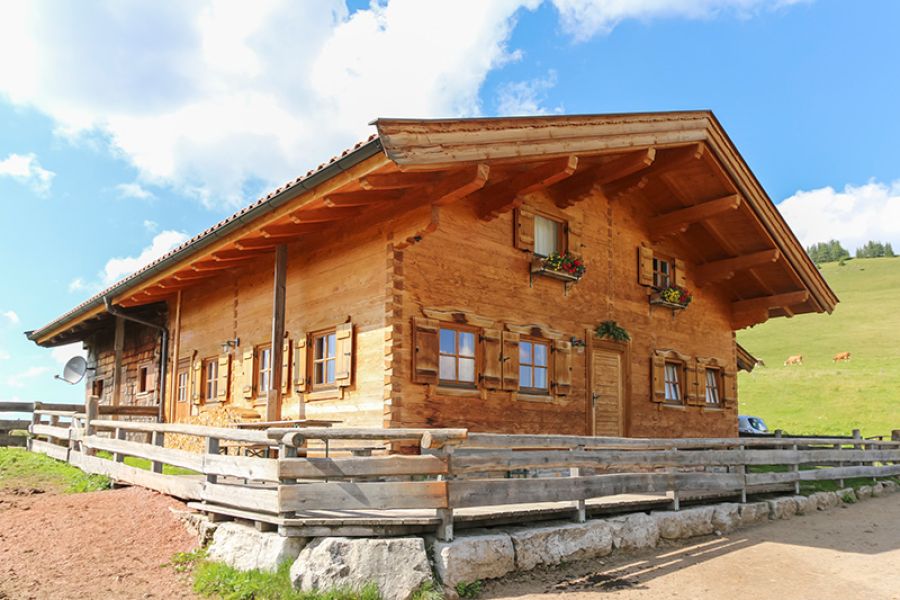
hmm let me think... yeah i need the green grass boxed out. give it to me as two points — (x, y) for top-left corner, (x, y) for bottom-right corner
(0, 447), (110, 493)
(737, 256), (900, 437)
(94, 450), (199, 476)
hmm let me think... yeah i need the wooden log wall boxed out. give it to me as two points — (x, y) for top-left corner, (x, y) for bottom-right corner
(88, 322), (161, 412)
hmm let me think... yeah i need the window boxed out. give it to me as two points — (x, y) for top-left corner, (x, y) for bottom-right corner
(519, 338), (550, 393)
(312, 330), (337, 388)
(138, 366), (149, 393)
(664, 361), (683, 404)
(177, 371), (188, 403)
(91, 379), (104, 398)
(534, 214), (564, 257)
(438, 326), (477, 386)
(204, 358), (218, 400)
(705, 368), (722, 406)
(258, 345), (272, 395)
(652, 256), (672, 288)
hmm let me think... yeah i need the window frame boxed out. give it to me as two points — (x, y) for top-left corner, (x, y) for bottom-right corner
(176, 370), (189, 403)
(137, 365), (149, 394)
(256, 344), (272, 397)
(518, 336), (551, 395)
(309, 329), (338, 391)
(91, 378), (104, 399)
(705, 366), (723, 407)
(202, 357), (218, 402)
(652, 254), (674, 289)
(532, 212), (566, 258)
(663, 359), (686, 405)
(437, 324), (480, 389)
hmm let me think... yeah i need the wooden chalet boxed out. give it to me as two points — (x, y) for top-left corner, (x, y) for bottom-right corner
(27, 112), (837, 439)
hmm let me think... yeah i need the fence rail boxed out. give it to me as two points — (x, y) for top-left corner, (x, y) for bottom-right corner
(13, 398), (900, 541)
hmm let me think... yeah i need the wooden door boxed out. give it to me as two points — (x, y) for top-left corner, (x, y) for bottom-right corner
(592, 346), (626, 436)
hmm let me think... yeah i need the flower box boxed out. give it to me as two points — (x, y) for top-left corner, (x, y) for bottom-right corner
(530, 258), (583, 282)
(649, 285), (693, 311)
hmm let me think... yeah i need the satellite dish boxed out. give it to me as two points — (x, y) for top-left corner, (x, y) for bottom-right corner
(55, 356), (90, 385)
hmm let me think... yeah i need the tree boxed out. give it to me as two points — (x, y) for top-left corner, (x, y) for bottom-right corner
(806, 240), (850, 264)
(855, 240), (897, 258)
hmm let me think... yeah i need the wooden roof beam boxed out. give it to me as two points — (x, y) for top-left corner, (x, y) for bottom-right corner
(289, 206), (363, 223)
(192, 261), (236, 272)
(649, 194), (741, 241)
(212, 248), (273, 261)
(476, 156), (579, 220)
(259, 223), (321, 238)
(695, 249), (781, 286)
(732, 290), (809, 315)
(601, 143), (705, 201)
(323, 189), (404, 207)
(428, 163), (490, 206)
(359, 171), (441, 190)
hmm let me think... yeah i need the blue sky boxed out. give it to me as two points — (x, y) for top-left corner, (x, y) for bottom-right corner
(1, 0), (899, 406)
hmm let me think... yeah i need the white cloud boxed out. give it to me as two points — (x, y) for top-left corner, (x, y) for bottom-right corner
(777, 180), (900, 251)
(50, 342), (86, 366)
(5, 366), (51, 388)
(143, 219), (159, 232)
(0, 152), (55, 194)
(116, 182), (154, 200)
(496, 71), (562, 116)
(68, 278), (89, 293)
(101, 230), (190, 286)
(2, 310), (20, 325)
(551, 0), (807, 41)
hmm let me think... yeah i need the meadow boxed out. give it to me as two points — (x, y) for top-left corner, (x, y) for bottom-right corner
(737, 256), (900, 437)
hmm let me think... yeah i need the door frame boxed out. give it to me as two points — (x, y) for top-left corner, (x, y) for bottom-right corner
(586, 335), (631, 437)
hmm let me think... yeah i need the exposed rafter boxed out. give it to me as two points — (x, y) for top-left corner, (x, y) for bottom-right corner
(212, 248), (273, 261)
(694, 249), (781, 286)
(191, 261), (235, 272)
(259, 223), (321, 238)
(601, 143), (705, 201)
(733, 290), (809, 314)
(323, 189), (405, 207)
(289, 206), (363, 223)
(476, 156), (579, 220)
(549, 148), (657, 208)
(427, 164), (490, 206)
(649, 193), (742, 241)
(359, 171), (440, 190)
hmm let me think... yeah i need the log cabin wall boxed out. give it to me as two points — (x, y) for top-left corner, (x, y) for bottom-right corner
(167, 205), (407, 428)
(85, 321), (161, 411)
(395, 183), (739, 438)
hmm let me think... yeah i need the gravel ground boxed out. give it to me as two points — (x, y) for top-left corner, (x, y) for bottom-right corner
(485, 494), (900, 600)
(0, 486), (198, 600)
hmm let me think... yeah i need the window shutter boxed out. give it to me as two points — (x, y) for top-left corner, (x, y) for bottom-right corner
(722, 369), (737, 408)
(191, 360), (202, 404)
(651, 355), (666, 403)
(281, 339), (291, 394)
(217, 355), (230, 401)
(293, 337), (308, 393)
(146, 368), (157, 393)
(481, 328), (502, 389)
(241, 349), (255, 399)
(552, 340), (573, 396)
(674, 259), (687, 288)
(514, 208), (535, 252)
(501, 331), (520, 391)
(638, 246), (654, 286)
(686, 359), (703, 406)
(566, 221), (582, 255)
(335, 323), (353, 388)
(412, 317), (439, 385)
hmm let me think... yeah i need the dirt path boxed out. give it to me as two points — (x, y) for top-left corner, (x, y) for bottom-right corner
(0, 486), (198, 600)
(485, 494), (900, 600)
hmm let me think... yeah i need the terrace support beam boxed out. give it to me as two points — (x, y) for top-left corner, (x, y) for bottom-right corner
(648, 194), (741, 241)
(112, 316), (125, 411)
(477, 155), (579, 220)
(694, 249), (781, 286)
(267, 244), (288, 422)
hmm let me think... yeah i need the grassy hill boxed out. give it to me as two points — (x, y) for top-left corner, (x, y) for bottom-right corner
(737, 256), (900, 437)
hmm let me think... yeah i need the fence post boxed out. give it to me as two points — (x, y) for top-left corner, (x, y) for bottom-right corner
(836, 442), (845, 489)
(738, 442), (747, 504)
(84, 397), (98, 457)
(279, 442), (298, 520)
(892, 430), (900, 442)
(435, 441), (456, 542)
(151, 430), (165, 474)
(28, 401), (42, 451)
(670, 444), (680, 511)
(205, 436), (220, 484)
(792, 443), (800, 494)
(571, 444), (586, 523)
(113, 428), (126, 463)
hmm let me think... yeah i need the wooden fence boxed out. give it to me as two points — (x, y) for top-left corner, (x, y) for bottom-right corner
(20, 398), (900, 541)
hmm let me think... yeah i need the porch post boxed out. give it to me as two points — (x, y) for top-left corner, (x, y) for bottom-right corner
(267, 244), (288, 422)
(111, 315), (125, 414)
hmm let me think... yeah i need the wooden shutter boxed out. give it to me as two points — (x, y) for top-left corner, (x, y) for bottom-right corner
(566, 220), (582, 255)
(146, 368), (157, 393)
(412, 317), (439, 385)
(514, 207), (535, 252)
(651, 355), (666, 403)
(481, 328), (502, 389)
(722, 369), (737, 408)
(241, 349), (255, 399)
(293, 337), (308, 393)
(638, 246), (654, 286)
(674, 259), (687, 288)
(335, 322), (353, 388)
(685, 359), (704, 406)
(191, 360), (202, 404)
(501, 331), (520, 391)
(552, 340), (573, 396)
(281, 339), (291, 394)
(217, 355), (230, 401)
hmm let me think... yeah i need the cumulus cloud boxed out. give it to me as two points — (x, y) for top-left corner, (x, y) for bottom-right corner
(0, 152), (55, 194)
(5, 366), (51, 388)
(116, 182), (154, 200)
(101, 230), (190, 286)
(777, 180), (900, 251)
(551, 0), (807, 40)
(2, 310), (20, 325)
(496, 71), (562, 116)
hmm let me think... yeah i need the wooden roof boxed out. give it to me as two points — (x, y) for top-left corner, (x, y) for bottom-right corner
(28, 111), (836, 346)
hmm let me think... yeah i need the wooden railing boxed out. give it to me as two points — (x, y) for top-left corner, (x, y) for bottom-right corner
(23, 399), (900, 541)
(0, 401), (34, 447)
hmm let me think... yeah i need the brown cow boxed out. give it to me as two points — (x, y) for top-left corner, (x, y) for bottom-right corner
(784, 354), (803, 366)
(833, 351), (851, 363)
